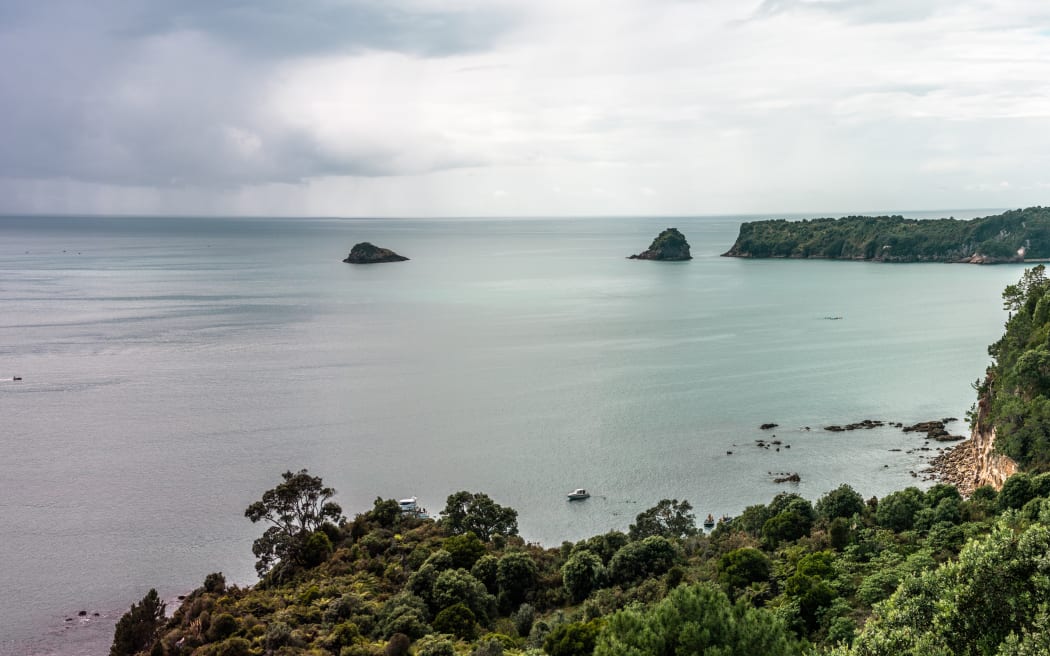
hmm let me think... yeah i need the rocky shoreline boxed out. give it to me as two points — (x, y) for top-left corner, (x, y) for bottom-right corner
(746, 416), (987, 492)
(926, 438), (985, 495)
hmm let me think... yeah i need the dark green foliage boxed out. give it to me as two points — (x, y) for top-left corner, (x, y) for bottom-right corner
(817, 484), (866, 520)
(385, 633), (411, 656)
(471, 636), (506, 656)
(544, 619), (603, 656)
(369, 497), (403, 528)
(829, 517), (851, 550)
(972, 485), (998, 503)
(244, 469), (344, 576)
(718, 547), (771, 595)
(471, 554), (499, 593)
(496, 551), (537, 609)
(608, 535), (678, 584)
(562, 550), (606, 602)
(762, 511), (810, 547)
(440, 491), (518, 542)
(594, 583), (802, 655)
(875, 487), (926, 532)
(206, 613), (238, 641)
(323, 621), (361, 650)
(845, 521), (1050, 655)
(630, 227), (692, 260)
(628, 498), (698, 540)
(433, 603), (478, 640)
(784, 573), (837, 632)
(570, 531), (628, 564)
(725, 207), (1050, 262)
(734, 503), (772, 536)
(1000, 472), (1036, 510)
(197, 637), (251, 656)
(978, 267), (1050, 468)
(769, 492), (817, 523)
(111, 589), (166, 656)
(301, 530), (334, 567)
(203, 572), (226, 594)
(416, 635), (456, 656)
(377, 593), (431, 640)
(444, 532), (487, 569)
(512, 603), (535, 637)
(431, 569), (494, 621)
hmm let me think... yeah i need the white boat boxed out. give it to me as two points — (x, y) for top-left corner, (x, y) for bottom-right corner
(398, 497), (428, 518)
(567, 488), (590, 501)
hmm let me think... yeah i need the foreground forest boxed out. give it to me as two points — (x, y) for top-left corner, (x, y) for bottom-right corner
(113, 268), (1050, 656)
(722, 206), (1050, 262)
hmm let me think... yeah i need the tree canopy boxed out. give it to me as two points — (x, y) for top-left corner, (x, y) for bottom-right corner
(439, 491), (518, 542)
(244, 469), (344, 576)
(628, 498), (698, 540)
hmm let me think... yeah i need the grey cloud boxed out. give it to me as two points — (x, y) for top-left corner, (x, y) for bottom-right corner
(0, 0), (502, 188)
(120, 0), (515, 59)
(753, 0), (950, 23)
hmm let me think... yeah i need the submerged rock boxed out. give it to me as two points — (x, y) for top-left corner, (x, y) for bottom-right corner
(629, 228), (692, 261)
(343, 242), (409, 264)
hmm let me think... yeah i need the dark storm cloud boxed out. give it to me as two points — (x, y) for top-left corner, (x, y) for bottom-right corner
(0, 0), (513, 187)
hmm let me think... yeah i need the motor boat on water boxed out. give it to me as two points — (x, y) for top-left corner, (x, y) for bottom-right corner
(567, 488), (590, 501)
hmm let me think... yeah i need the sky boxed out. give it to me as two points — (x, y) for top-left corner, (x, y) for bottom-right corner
(2, 0), (1050, 217)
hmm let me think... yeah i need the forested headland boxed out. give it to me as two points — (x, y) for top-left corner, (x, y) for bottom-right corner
(722, 206), (1050, 263)
(112, 267), (1050, 656)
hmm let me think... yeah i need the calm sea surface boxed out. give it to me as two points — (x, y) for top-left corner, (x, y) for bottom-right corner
(0, 213), (1021, 654)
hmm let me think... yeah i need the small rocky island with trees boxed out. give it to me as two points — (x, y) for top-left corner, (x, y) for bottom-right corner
(629, 228), (692, 260)
(343, 242), (409, 264)
(722, 206), (1050, 263)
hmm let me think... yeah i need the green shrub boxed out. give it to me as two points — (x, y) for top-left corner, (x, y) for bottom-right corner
(433, 603), (477, 640)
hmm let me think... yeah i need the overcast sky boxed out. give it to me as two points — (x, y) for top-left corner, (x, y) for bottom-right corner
(2, 0), (1050, 217)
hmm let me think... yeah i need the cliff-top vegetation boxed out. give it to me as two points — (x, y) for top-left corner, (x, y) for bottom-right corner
(723, 206), (1050, 262)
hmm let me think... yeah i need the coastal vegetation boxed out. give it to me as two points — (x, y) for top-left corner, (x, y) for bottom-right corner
(978, 265), (1050, 469)
(114, 470), (1050, 656)
(114, 268), (1050, 656)
(722, 206), (1050, 262)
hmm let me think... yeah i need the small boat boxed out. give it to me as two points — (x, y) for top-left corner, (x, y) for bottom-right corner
(12, 376), (21, 381)
(398, 497), (428, 519)
(703, 514), (715, 529)
(567, 488), (590, 501)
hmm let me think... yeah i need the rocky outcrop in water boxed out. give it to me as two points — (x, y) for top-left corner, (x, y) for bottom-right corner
(629, 228), (692, 261)
(343, 242), (409, 264)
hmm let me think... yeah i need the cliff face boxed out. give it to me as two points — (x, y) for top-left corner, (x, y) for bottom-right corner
(933, 395), (1017, 495)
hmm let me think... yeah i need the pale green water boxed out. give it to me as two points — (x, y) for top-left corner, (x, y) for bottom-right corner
(0, 213), (1018, 653)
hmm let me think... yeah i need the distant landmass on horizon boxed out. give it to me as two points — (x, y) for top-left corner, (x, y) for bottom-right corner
(723, 206), (1050, 264)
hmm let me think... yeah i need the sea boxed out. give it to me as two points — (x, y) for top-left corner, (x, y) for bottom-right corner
(0, 211), (1022, 654)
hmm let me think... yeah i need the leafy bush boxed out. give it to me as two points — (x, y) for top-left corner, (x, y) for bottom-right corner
(433, 603), (478, 640)
(544, 619), (603, 656)
(594, 583), (802, 656)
